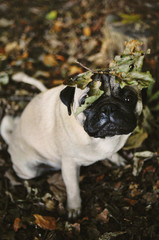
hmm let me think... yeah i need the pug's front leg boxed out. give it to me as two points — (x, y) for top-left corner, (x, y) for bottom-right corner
(61, 158), (81, 218)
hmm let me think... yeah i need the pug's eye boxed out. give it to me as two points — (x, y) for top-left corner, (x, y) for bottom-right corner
(80, 95), (87, 105)
(123, 94), (134, 103)
(122, 92), (136, 104)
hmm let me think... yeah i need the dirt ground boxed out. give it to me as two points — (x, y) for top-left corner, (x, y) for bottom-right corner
(0, 0), (159, 239)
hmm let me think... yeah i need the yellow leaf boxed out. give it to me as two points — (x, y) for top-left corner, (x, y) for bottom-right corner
(83, 26), (91, 37)
(53, 20), (63, 32)
(46, 10), (57, 20)
(69, 66), (83, 75)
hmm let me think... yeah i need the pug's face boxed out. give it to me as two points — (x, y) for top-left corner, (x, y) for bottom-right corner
(60, 74), (143, 138)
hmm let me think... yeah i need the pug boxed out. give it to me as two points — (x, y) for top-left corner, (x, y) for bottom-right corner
(0, 73), (143, 218)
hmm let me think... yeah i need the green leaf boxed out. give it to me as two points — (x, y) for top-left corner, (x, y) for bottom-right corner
(75, 90), (104, 116)
(125, 71), (155, 88)
(64, 40), (155, 115)
(124, 126), (148, 150)
(0, 72), (9, 85)
(148, 90), (159, 103)
(150, 104), (159, 112)
(46, 10), (57, 20)
(65, 71), (93, 89)
(119, 13), (141, 24)
(133, 55), (144, 71)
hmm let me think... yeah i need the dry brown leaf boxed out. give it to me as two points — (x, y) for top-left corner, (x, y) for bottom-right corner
(124, 198), (137, 206)
(52, 79), (64, 86)
(96, 174), (104, 183)
(130, 188), (142, 198)
(143, 165), (156, 176)
(33, 214), (56, 230)
(143, 192), (158, 204)
(114, 181), (122, 190)
(5, 41), (19, 53)
(43, 54), (58, 67)
(13, 218), (26, 232)
(53, 20), (63, 32)
(48, 172), (66, 202)
(124, 127), (148, 150)
(96, 208), (109, 223)
(71, 222), (80, 233)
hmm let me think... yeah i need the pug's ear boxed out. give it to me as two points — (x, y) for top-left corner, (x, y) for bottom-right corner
(60, 86), (75, 115)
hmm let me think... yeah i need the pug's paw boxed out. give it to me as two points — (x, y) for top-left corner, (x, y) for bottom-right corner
(68, 207), (81, 219)
(103, 153), (127, 167)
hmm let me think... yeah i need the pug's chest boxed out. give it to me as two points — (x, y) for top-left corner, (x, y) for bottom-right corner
(75, 135), (127, 166)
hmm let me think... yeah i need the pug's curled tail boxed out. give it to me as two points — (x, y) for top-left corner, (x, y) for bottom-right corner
(0, 116), (18, 144)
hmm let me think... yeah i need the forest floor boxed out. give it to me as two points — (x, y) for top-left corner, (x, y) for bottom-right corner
(0, 0), (159, 239)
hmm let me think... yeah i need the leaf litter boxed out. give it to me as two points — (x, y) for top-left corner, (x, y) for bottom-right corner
(0, 0), (159, 240)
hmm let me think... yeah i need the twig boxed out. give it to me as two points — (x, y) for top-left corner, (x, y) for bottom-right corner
(75, 60), (92, 71)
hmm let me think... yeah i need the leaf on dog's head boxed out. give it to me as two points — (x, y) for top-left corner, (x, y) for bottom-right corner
(64, 71), (93, 89)
(109, 40), (155, 89)
(64, 40), (155, 115)
(75, 90), (104, 116)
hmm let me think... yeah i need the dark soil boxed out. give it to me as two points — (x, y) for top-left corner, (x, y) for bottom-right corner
(0, 0), (159, 239)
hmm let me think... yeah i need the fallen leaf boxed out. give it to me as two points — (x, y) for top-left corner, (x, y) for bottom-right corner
(71, 223), (80, 233)
(13, 218), (26, 232)
(53, 20), (63, 32)
(99, 231), (126, 240)
(55, 55), (65, 61)
(0, 18), (14, 27)
(48, 172), (66, 202)
(124, 126), (148, 150)
(5, 41), (19, 53)
(42, 193), (56, 211)
(52, 79), (64, 86)
(83, 26), (91, 37)
(130, 188), (142, 198)
(69, 66), (83, 75)
(132, 151), (155, 176)
(119, 13), (141, 24)
(33, 214), (56, 230)
(96, 208), (109, 223)
(13, 218), (21, 232)
(143, 192), (158, 204)
(0, 71), (9, 85)
(114, 181), (122, 190)
(96, 174), (104, 183)
(43, 54), (58, 67)
(21, 51), (29, 59)
(80, 216), (89, 222)
(143, 165), (156, 176)
(124, 198), (137, 206)
(46, 10), (57, 20)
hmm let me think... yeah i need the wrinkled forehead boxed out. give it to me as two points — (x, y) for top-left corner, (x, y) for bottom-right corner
(74, 75), (140, 100)
(102, 75), (140, 96)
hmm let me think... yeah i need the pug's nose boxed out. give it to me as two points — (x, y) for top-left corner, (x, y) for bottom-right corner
(101, 103), (118, 114)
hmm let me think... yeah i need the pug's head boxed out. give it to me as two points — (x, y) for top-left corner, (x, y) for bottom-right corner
(60, 73), (143, 138)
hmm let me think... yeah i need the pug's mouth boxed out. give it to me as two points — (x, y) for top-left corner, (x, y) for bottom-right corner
(84, 121), (135, 138)
(83, 110), (137, 138)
